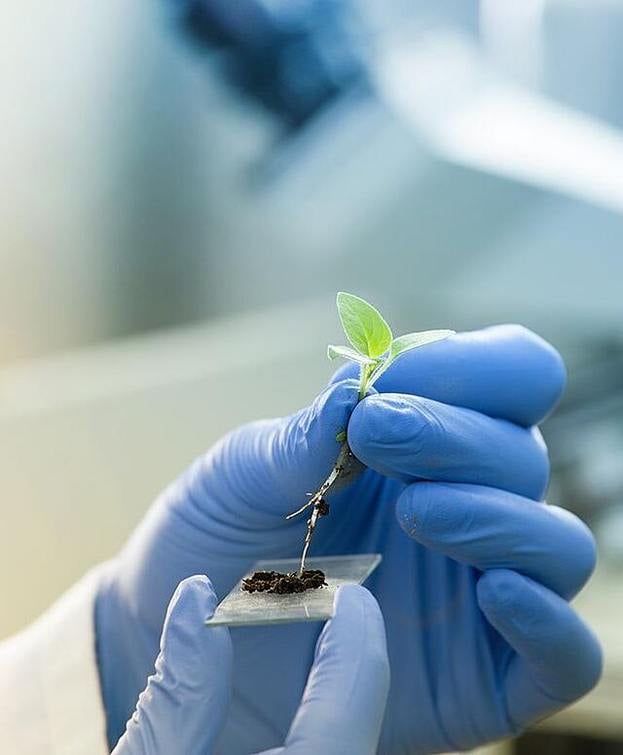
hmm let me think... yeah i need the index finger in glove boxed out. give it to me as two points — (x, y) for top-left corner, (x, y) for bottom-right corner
(348, 393), (550, 500)
(280, 585), (390, 755)
(330, 324), (566, 427)
(477, 570), (602, 730)
(396, 482), (596, 600)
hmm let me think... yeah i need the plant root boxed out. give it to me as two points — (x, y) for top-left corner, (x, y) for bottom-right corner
(286, 441), (365, 575)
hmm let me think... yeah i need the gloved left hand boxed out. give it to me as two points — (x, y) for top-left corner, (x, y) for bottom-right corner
(111, 577), (389, 755)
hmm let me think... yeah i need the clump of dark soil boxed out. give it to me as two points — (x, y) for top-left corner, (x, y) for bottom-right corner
(242, 569), (327, 595)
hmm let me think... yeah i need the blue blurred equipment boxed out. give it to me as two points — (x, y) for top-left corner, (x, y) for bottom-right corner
(96, 324), (602, 753)
(168, 0), (367, 128)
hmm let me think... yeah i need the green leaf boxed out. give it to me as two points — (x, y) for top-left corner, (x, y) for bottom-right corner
(336, 292), (393, 358)
(365, 329), (455, 390)
(335, 429), (347, 443)
(327, 344), (376, 365)
(390, 329), (455, 358)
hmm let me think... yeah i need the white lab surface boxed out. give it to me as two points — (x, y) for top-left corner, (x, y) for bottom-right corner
(0, 570), (108, 754)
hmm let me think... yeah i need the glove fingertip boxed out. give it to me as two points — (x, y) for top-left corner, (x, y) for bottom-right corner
(333, 583), (380, 615)
(476, 569), (524, 619)
(161, 576), (232, 679)
(478, 570), (603, 706)
(165, 574), (218, 626)
(486, 324), (567, 424)
(292, 378), (360, 467)
(313, 378), (360, 431)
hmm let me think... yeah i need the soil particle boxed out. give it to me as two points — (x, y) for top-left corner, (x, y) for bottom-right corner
(316, 498), (330, 517)
(241, 569), (327, 595)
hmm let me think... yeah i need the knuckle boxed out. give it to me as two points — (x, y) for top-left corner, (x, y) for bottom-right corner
(529, 428), (551, 500)
(477, 569), (520, 613)
(503, 324), (567, 410)
(551, 507), (597, 593)
(579, 639), (604, 696)
(396, 482), (441, 541)
(540, 345), (567, 410)
(570, 522), (598, 590)
(523, 325), (567, 403)
(561, 627), (603, 702)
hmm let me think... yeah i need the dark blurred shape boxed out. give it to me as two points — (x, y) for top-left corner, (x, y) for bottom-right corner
(543, 338), (623, 525)
(167, 0), (368, 128)
(516, 732), (623, 754)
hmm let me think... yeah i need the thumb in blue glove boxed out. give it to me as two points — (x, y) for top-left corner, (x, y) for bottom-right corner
(111, 575), (232, 754)
(112, 578), (390, 755)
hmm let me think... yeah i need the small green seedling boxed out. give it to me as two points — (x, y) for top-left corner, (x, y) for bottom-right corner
(288, 292), (455, 575)
(329, 292), (454, 401)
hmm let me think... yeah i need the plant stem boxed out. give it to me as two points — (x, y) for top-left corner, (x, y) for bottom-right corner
(290, 381), (369, 575)
(358, 362), (373, 400)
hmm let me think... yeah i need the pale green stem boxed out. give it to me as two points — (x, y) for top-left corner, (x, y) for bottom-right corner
(358, 362), (374, 400)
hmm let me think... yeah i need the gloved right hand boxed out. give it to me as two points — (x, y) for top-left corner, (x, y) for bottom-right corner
(97, 325), (602, 754)
(112, 577), (389, 755)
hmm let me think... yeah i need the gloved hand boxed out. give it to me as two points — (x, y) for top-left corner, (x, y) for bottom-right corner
(96, 324), (602, 754)
(112, 577), (389, 755)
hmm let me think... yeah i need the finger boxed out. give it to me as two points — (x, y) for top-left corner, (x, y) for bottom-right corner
(112, 576), (232, 755)
(281, 585), (390, 755)
(348, 393), (549, 499)
(330, 324), (566, 427)
(396, 483), (596, 599)
(477, 570), (602, 730)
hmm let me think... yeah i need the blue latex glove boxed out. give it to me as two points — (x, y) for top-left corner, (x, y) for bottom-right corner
(112, 577), (389, 755)
(97, 324), (602, 754)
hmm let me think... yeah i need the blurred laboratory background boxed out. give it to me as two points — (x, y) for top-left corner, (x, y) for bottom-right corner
(1, 1), (623, 752)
